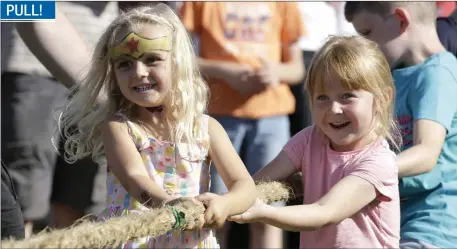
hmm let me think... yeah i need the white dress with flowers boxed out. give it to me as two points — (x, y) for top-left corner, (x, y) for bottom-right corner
(97, 113), (219, 249)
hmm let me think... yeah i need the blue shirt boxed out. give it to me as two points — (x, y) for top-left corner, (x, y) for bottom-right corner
(393, 52), (457, 248)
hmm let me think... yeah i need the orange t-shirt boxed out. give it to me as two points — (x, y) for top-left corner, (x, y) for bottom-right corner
(181, 2), (306, 119)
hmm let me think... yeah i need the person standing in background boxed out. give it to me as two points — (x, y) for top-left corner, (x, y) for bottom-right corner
(2, 162), (25, 240)
(437, 3), (457, 57)
(293, 2), (358, 136)
(2, 2), (118, 237)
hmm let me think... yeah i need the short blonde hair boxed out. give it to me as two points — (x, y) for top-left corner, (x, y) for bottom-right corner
(306, 35), (401, 150)
(58, 3), (208, 164)
(345, 1), (437, 26)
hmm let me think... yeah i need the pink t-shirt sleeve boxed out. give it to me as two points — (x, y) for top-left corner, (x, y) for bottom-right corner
(348, 144), (398, 202)
(283, 127), (312, 171)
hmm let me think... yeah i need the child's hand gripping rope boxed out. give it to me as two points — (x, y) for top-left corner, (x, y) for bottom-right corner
(195, 192), (231, 229)
(228, 198), (268, 224)
(1, 181), (294, 249)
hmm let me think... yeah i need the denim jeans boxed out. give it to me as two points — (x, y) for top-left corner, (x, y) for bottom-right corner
(209, 115), (290, 194)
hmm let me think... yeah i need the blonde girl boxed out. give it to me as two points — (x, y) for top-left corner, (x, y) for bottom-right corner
(58, 3), (256, 248)
(230, 36), (402, 248)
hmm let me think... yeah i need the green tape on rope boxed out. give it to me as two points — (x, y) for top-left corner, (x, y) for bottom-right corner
(170, 207), (186, 229)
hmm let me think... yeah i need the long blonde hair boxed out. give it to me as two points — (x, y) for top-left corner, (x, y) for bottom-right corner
(58, 3), (209, 164)
(306, 35), (402, 151)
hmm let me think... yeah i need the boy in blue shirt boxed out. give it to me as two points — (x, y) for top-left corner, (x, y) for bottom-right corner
(345, 2), (457, 248)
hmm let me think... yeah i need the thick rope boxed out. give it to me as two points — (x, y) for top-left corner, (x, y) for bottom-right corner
(1, 181), (294, 249)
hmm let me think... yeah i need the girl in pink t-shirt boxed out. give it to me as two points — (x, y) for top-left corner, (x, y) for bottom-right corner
(229, 36), (401, 248)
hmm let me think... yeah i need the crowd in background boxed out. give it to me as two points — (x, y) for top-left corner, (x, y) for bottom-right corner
(1, 1), (456, 248)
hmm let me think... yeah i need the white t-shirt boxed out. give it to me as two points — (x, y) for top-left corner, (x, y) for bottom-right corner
(1, 2), (118, 77)
(298, 2), (357, 52)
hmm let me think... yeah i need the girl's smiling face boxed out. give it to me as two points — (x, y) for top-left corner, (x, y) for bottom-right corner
(112, 24), (173, 108)
(313, 72), (377, 152)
